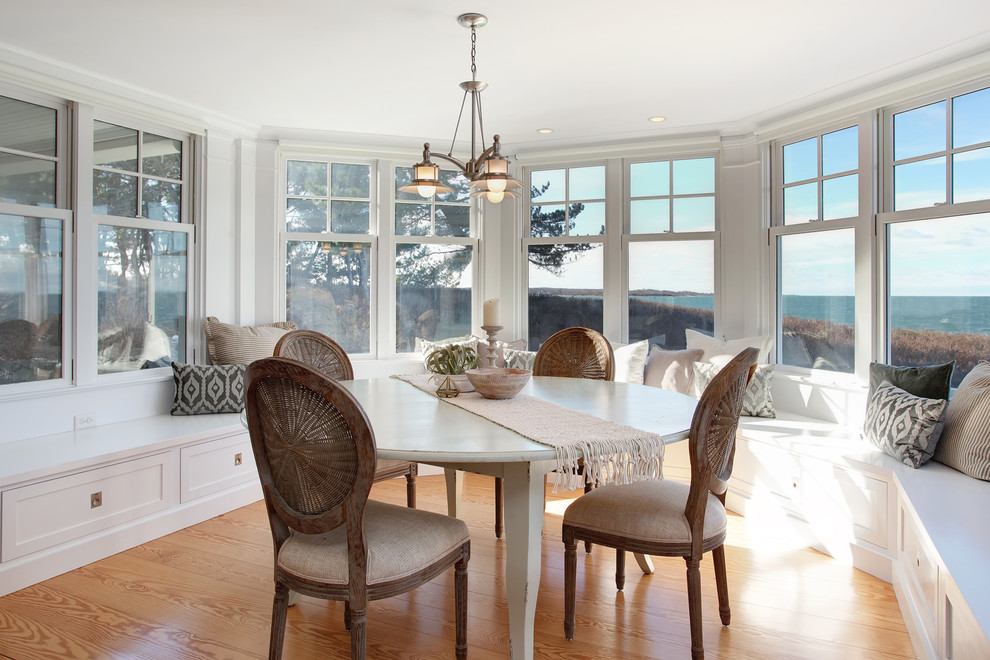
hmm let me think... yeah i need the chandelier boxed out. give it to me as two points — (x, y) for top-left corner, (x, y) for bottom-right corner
(399, 13), (523, 204)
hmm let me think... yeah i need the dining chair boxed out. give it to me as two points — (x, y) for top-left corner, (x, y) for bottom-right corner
(245, 357), (470, 660)
(493, 327), (614, 538)
(274, 329), (419, 508)
(560, 346), (759, 660)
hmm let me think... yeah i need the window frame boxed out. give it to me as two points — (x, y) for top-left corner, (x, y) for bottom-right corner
(622, 153), (721, 347)
(0, 85), (72, 392)
(389, 162), (478, 355)
(878, 79), (990, 374)
(78, 106), (194, 384)
(278, 151), (380, 357)
(769, 114), (872, 380)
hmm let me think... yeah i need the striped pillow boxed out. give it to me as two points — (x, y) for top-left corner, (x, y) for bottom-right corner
(934, 361), (990, 480)
(203, 317), (297, 365)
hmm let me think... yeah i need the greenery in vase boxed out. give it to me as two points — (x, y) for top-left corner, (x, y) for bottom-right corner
(425, 344), (479, 375)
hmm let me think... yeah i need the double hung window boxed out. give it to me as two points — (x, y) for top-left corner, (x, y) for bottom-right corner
(394, 166), (474, 352)
(92, 119), (191, 374)
(772, 124), (861, 373)
(626, 156), (716, 349)
(525, 164), (606, 350)
(0, 93), (67, 385)
(881, 85), (990, 386)
(283, 159), (375, 354)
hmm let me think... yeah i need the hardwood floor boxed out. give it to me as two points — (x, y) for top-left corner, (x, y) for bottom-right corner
(0, 474), (915, 659)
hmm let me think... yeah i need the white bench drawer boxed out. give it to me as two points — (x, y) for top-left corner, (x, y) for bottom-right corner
(179, 433), (257, 503)
(901, 503), (938, 638)
(1, 452), (175, 562)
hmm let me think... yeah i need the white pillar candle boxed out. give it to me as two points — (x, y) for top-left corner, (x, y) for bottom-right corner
(483, 298), (500, 326)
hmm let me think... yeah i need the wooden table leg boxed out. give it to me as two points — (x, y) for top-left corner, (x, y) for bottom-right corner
(444, 468), (464, 518)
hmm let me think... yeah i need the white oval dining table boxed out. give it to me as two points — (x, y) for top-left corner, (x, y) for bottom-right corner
(337, 375), (698, 660)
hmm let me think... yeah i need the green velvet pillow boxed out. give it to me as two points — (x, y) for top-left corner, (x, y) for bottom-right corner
(868, 361), (954, 401)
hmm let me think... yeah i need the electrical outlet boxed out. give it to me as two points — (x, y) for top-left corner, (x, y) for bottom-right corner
(74, 414), (97, 430)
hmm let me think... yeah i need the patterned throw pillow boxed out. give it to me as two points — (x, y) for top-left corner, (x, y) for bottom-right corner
(933, 361), (990, 479)
(864, 380), (947, 468)
(694, 361), (776, 418)
(503, 347), (537, 371)
(171, 363), (246, 415)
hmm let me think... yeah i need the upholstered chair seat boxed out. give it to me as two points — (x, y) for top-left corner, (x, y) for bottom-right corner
(278, 500), (470, 586)
(562, 480), (727, 547)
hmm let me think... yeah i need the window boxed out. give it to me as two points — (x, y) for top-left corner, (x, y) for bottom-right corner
(0, 93), (67, 386)
(627, 157), (716, 348)
(772, 123), (861, 373)
(889, 87), (990, 211)
(526, 165), (606, 350)
(882, 83), (990, 386)
(283, 159), (374, 353)
(394, 166), (473, 352)
(92, 119), (191, 374)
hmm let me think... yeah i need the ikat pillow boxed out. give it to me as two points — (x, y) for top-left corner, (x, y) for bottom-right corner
(863, 380), (947, 469)
(694, 361), (776, 418)
(171, 362), (246, 415)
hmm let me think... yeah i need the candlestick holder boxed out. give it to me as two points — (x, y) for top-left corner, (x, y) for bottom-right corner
(480, 325), (503, 368)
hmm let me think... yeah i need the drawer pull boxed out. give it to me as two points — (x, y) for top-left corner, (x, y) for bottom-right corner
(90, 491), (103, 508)
(234, 452), (243, 466)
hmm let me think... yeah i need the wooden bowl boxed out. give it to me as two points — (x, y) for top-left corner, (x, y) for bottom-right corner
(464, 368), (531, 399)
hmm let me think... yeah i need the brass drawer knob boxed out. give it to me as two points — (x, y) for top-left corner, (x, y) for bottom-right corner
(234, 452), (243, 466)
(91, 491), (103, 508)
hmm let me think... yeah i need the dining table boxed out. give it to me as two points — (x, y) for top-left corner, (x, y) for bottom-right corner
(339, 375), (698, 660)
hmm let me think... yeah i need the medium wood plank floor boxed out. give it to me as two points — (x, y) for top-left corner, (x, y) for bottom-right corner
(0, 474), (915, 659)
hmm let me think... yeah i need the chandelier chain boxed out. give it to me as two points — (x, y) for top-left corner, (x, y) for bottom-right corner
(470, 27), (477, 79)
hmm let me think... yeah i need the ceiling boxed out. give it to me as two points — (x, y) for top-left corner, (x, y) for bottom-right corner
(2, 1), (990, 154)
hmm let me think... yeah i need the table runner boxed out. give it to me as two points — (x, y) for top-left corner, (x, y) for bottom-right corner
(392, 374), (665, 490)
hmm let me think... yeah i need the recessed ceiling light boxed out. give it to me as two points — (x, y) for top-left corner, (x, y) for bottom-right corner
(537, 128), (553, 134)
(649, 116), (667, 123)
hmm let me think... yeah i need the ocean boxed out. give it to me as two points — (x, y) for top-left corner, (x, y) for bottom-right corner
(630, 294), (990, 335)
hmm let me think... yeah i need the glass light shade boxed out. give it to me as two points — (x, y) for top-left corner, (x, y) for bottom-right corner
(487, 177), (507, 193)
(486, 190), (505, 203)
(417, 184), (437, 198)
(414, 163), (440, 182)
(485, 156), (509, 175)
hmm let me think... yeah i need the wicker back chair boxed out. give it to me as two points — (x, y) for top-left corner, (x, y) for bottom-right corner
(274, 329), (418, 508)
(532, 327), (615, 381)
(561, 347), (759, 660)
(245, 357), (470, 660)
(492, 327), (615, 539)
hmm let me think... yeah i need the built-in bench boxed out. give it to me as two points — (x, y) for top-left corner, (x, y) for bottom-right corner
(718, 410), (990, 660)
(0, 413), (260, 597)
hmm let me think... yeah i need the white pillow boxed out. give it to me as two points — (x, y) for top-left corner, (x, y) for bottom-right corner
(643, 346), (704, 395)
(685, 328), (773, 364)
(610, 340), (649, 385)
(471, 335), (527, 367)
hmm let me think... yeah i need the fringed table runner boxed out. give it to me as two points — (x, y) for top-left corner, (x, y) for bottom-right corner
(392, 374), (664, 490)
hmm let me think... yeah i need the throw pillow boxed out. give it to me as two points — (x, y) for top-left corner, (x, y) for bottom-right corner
(414, 334), (472, 355)
(643, 346), (704, 395)
(933, 361), (990, 480)
(694, 361), (776, 418)
(171, 363), (246, 415)
(503, 348), (537, 371)
(864, 380), (948, 468)
(471, 336), (527, 367)
(868, 361), (954, 401)
(203, 317), (297, 365)
(610, 340), (649, 385)
(685, 328), (774, 364)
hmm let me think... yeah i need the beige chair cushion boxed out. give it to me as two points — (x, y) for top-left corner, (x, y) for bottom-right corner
(563, 479), (727, 545)
(278, 500), (469, 585)
(203, 317), (297, 365)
